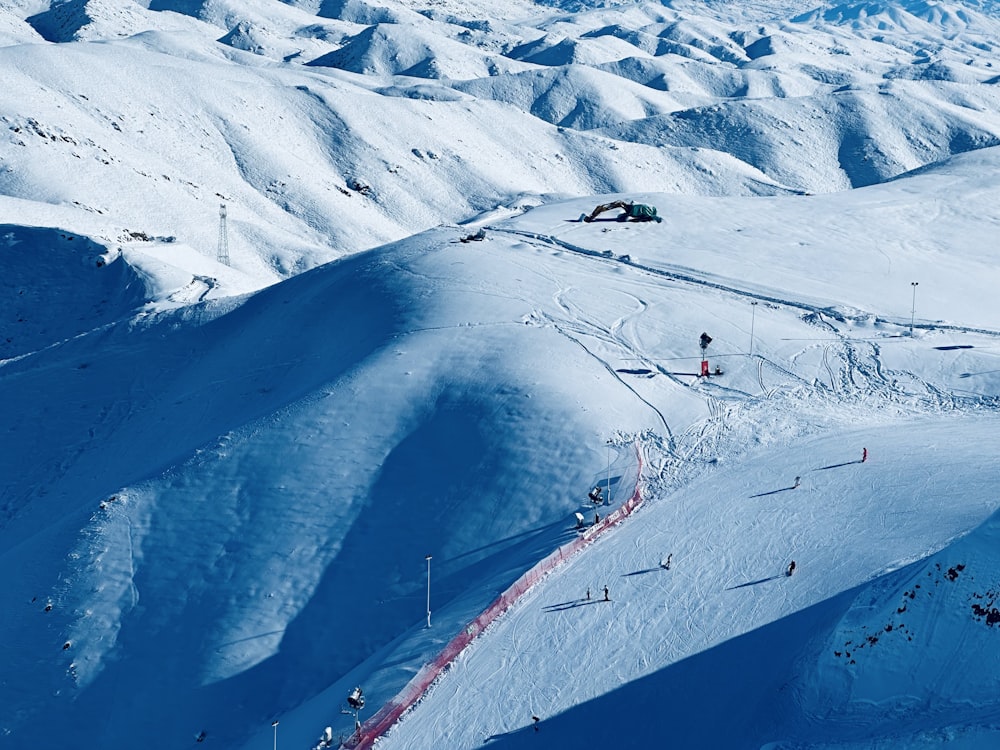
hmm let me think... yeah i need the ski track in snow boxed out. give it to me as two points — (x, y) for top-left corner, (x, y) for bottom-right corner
(492, 226), (1000, 340)
(495, 223), (1000, 423)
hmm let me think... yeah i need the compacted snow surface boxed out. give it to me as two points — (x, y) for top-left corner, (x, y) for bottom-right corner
(2, 1), (1000, 749)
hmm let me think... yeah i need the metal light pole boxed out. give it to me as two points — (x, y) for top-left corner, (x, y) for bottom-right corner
(750, 301), (758, 356)
(425, 554), (432, 628)
(909, 282), (919, 336)
(272, 720), (279, 750)
(606, 440), (612, 505)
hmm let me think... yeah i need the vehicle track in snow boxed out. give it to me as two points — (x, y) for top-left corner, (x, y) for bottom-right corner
(492, 226), (1000, 340)
(543, 284), (673, 432)
(492, 226), (1000, 413)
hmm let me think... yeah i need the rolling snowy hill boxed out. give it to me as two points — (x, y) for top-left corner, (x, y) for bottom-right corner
(2, 1), (1000, 749)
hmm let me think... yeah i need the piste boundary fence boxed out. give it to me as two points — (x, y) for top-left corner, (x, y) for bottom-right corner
(340, 444), (644, 749)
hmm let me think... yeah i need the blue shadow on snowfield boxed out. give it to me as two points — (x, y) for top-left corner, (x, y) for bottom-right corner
(479, 585), (863, 750)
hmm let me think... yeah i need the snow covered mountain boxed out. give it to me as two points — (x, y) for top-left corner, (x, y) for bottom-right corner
(2, 1), (1000, 748)
(4, 0), (1000, 280)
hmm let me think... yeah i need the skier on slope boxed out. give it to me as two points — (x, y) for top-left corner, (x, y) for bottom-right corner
(786, 560), (797, 577)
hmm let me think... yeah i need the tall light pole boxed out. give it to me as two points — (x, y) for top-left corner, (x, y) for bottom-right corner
(749, 301), (758, 357)
(910, 282), (919, 336)
(271, 720), (279, 750)
(606, 440), (612, 505)
(425, 554), (432, 628)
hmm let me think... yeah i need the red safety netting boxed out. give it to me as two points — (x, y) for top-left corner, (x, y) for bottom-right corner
(340, 445), (644, 749)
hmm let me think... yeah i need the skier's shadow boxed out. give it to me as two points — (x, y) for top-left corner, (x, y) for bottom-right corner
(622, 567), (662, 577)
(749, 485), (797, 498)
(814, 460), (862, 471)
(725, 574), (784, 590)
(485, 723), (535, 742)
(543, 598), (601, 612)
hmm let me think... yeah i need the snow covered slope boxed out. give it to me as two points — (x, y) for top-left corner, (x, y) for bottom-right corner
(2, 1), (1000, 749)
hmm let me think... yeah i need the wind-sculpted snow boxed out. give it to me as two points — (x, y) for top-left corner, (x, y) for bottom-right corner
(793, 0), (992, 31)
(451, 66), (673, 131)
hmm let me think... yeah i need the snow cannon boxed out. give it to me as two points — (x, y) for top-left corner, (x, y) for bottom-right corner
(699, 332), (712, 376)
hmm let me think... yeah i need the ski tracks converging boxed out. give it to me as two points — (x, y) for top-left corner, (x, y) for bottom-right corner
(544, 284), (672, 432)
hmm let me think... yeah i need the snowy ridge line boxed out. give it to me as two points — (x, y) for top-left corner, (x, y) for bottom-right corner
(489, 228), (1000, 338)
(338, 445), (645, 750)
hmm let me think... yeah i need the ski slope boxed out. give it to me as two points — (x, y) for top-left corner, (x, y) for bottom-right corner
(243, 151), (1000, 749)
(375, 420), (1000, 749)
(352, 156), (1000, 750)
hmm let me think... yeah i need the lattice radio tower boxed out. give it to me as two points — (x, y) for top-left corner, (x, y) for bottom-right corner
(217, 203), (231, 266)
